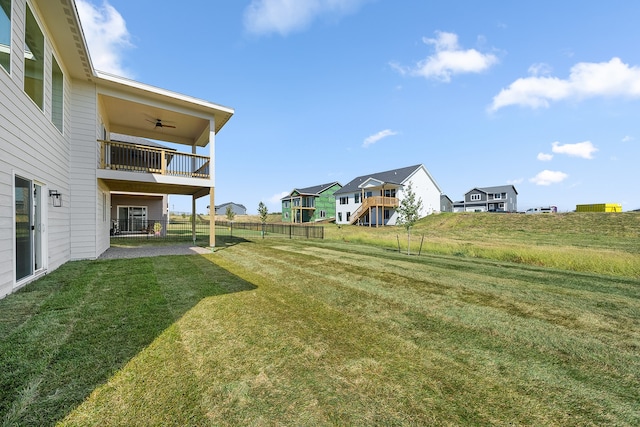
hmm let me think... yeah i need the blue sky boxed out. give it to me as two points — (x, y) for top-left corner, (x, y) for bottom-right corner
(77, 0), (640, 214)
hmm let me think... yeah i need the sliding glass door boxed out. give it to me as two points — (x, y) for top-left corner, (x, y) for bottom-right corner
(15, 176), (43, 282)
(117, 206), (147, 232)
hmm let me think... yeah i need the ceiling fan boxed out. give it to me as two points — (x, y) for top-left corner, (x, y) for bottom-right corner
(146, 118), (176, 129)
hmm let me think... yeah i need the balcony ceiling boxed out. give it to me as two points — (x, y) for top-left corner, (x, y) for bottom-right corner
(97, 72), (234, 148)
(100, 95), (212, 147)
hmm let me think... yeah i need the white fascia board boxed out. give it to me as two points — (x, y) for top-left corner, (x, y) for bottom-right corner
(95, 71), (234, 115)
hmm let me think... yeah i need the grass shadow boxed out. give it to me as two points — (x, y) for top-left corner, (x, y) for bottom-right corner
(0, 254), (256, 426)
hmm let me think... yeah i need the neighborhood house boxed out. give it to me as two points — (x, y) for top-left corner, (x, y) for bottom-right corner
(334, 164), (442, 227)
(452, 185), (518, 213)
(281, 182), (342, 223)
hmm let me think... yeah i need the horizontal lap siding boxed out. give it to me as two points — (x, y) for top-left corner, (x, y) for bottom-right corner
(69, 81), (99, 260)
(0, 63), (71, 298)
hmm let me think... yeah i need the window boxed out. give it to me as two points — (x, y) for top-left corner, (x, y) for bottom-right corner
(0, 0), (10, 73)
(338, 212), (342, 222)
(384, 189), (396, 197)
(470, 193), (481, 201)
(24, 5), (44, 109)
(51, 55), (63, 131)
(354, 193), (360, 203)
(284, 212), (289, 219)
(493, 193), (502, 200)
(283, 201), (290, 208)
(319, 210), (326, 218)
(346, 212), (351, 221)
(365, 191), (372, 198)
(384, 209), (390, 220)
(339, 196), (348, 205)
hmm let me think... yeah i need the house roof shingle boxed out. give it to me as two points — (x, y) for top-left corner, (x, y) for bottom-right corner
(282, 182), (341, 200)
(334, 164), (424, 195)
(468, 185), (518, 195)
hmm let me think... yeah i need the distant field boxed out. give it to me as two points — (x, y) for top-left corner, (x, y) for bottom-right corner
(325, 212), (640, 278)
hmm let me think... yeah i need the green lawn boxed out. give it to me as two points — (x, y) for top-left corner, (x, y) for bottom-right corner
(1, 233), (639, 425)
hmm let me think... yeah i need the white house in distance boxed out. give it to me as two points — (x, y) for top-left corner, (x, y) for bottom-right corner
(334, 164), (442, 226)
(0, 0), (234, 298)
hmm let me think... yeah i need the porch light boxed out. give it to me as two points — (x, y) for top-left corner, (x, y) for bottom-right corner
(49, 190), (62, 207)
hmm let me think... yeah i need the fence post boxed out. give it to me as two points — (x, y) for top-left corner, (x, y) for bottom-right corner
(418, 234), (425, 256)
(289, 224), (292, 239)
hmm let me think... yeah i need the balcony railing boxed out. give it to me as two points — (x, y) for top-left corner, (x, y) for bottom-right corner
(99, 140), (210, 179)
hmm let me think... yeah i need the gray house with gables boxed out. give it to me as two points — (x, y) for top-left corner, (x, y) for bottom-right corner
(453, 185), (518, 213)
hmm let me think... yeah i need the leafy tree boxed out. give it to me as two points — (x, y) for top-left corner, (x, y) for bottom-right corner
(225, 205), (236, 222)
(396, 182), (423, 255)
(258, 202), (269, 223)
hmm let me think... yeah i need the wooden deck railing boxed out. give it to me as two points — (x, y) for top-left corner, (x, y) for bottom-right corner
(349, 196), (399, 224)
(99, 140), (210, 179)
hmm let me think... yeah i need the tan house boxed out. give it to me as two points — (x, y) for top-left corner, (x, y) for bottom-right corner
(0, 0), (233, 298)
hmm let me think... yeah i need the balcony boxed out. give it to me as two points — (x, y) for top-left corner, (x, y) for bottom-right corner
(99, 140), (209, 179)
(350, 196), (399, 225)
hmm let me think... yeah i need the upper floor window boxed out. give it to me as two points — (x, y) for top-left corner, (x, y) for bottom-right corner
(493, 193), (502, 200)
(319, 210), (326, 218)
(339, 196), (348, 205)
(470, 193), (481, 201)
(0, 0), (10, 73)
(283, 201), (290, 208)
(51, 55), (63, 132)
(24, 5), (44, 109)
(354, 193), (360, 203)
(384, 189), (396, 197)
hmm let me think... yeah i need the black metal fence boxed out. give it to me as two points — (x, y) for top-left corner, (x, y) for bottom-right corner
(110, 219), (324, 241)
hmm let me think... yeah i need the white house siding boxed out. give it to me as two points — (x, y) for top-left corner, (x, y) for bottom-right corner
(68, 80), (100, 260)
(0, 1), (72, 297)
(335, 195), (360, 225)
(403, 167), (441, 218)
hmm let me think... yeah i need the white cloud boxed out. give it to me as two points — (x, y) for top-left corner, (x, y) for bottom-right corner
(391, 31), (498, 82)
(529, 170), (568, 186)
(76, 0), (133, 76)
(269, 191), (290, 205)
(537, 152), (553, 161)
(244, 0), (368, 36)
(507, 178), (523, 185)
(362, 129), (398, 148)
(490, 57), (640, 111)
(551, 141), (598, 159)
(528, 62), (552, 76)
(622, 135), (634, 142)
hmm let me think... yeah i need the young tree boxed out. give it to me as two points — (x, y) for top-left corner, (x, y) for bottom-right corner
(396, 182), (423, 255)
(225, 205), (236, 222)
(258, 201), (269, 238)
(258, 201), (269, 223)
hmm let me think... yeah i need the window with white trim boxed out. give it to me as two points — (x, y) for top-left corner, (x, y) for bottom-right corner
(339, 196), (348, 205)
(0, 0), (10, 73)
(51, 55), (63, 132)
(470, 193), (481, 201)
(24, 4), (44, 109)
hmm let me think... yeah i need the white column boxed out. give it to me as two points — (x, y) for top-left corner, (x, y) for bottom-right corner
(209, 120), (216, 248)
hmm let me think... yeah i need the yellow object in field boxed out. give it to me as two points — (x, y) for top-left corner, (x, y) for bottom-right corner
(575, 203), (622, 212)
